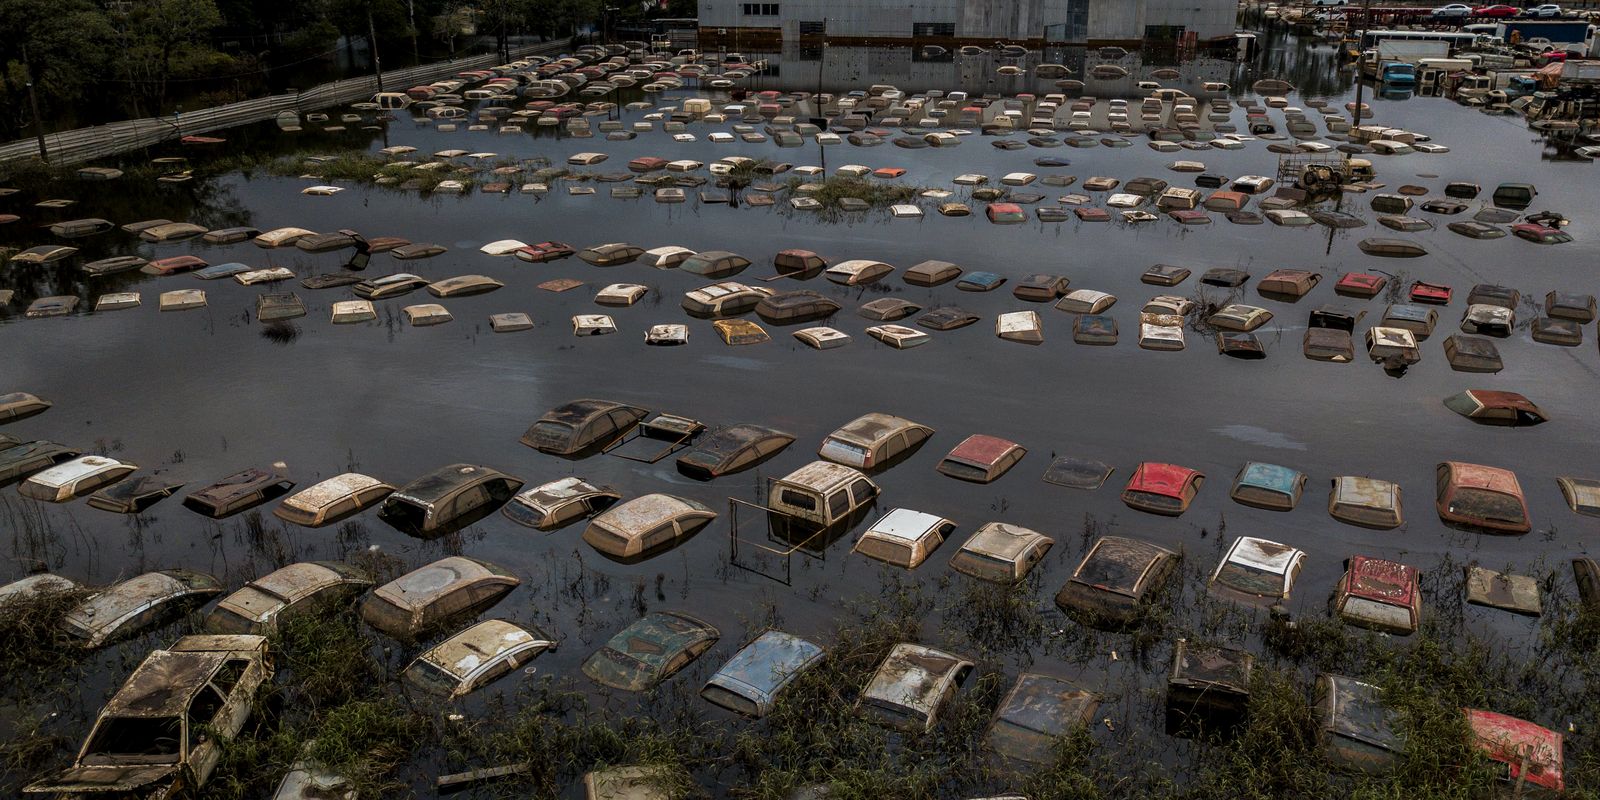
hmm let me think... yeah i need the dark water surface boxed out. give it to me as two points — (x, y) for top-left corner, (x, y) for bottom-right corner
(2, 38), (1598, 797)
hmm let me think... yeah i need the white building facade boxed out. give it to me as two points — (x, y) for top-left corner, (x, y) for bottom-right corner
(697, 0), (1236, 45)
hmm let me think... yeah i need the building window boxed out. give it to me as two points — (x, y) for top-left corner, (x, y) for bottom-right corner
(1045, 0), (1089, 42)
(1144, 25), (1186, 41)
(912, 22), (955, 37)
(798, 19), (826, 35)
(742, 3), (778, 15)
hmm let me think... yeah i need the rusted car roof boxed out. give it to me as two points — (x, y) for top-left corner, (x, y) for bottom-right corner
(1346, 556), (1418, 608)
(583, 611), (719, 691)
(960, 522), (1050, 562)
(248, 561), (366, 605)
(988, 673), (1099, 763)
(390, 464), (516, 508)
(1071, 537), (1176, 597)
(1440, 461), (1523, 495)
(281, 473), (391, 512)
(187, 463), (290, 507)
(861, 643), (973, 723)
(945, 434), (1022, 467)
(416, 619), (554, 681)
(775, 460), (865, 493)
(591, 494), (712, 536)
(374, 557), (504, 612)
(1332, 477), (1400, 510)
(1465, 709), (1563, 791)
(829, 413), (926, 447)
(101, 650), (230, 717)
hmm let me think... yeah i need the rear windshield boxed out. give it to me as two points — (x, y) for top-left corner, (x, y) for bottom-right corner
(777, 489), (817, 511)
(939, 461), (991, 482)
(861, 696), (924, 729)
(1333, 503), (1395, 527)
(856, 538), (914, 567)
(206, 608), (257, 635)
(1233, 486), (1288, 507)
(820, 440), (870, 464)
(525, 421), (575, 448)
(951, 550), (1015, 582)
(1448, 489), (1527, 526)
(1125, 490), (1183, 512)
(1215, 562), (1283, 597)
(701, 685), (760, 717)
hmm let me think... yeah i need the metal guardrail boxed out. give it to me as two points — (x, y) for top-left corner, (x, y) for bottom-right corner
(0, 39), (574, 167)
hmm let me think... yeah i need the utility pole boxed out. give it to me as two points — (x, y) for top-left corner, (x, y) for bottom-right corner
(21, 45), (47, 164)
(368, 10), (385, 92)
(409, 0), (419, 65)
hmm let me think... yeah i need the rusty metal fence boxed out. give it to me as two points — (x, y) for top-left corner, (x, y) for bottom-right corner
(0, 39), (573, 167)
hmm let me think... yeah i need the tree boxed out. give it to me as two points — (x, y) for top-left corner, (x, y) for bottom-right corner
(0, 0), (114, 137)
(108, 0), (230, 116)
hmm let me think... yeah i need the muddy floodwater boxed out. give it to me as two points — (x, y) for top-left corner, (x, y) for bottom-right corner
(3, 34), (1599, 799)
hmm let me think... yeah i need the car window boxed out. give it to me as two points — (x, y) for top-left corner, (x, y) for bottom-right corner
(187, 685), (226, 729)
(827, 490), (851, 519)
(778, 489), (817, 511)
(850, 479), (875, 505)
(643, 522), (677, 548)
(210, 659), (251, 695)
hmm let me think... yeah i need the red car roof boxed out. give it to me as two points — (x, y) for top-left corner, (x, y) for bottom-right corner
(1347, 556), (1417, 607)
(946, 434), (1020, 466)
(1466, 709), (1564, 791)
(1442, 461), (1523, 495)
(1126, 462), (1202, 497)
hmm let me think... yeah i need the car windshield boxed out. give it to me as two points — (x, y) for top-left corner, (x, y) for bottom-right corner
(1449, 488), (1527, 525)
(83, 717), (182, 764)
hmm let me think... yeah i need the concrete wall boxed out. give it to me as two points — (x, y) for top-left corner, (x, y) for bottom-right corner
(1087, 0), (1235, 43)
(699, 0), (1234, 42)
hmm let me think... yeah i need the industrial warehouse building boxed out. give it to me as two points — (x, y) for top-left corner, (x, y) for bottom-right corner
(696, 0), (1238, 47)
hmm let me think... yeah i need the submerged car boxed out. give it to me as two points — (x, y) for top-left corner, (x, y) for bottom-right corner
(1435, 461), (1531, 534)
(360, 556), (520, 637)
(378, 464), (522, 536)
(521, 399), (649, 455)
(86, 475), (184, 514)
(676, 424), (794, 480)
(582, 611), (719, 691)
(700, 630), (826, 717)
(1333, 556), (1421, 635)
(818, 413), (934, 469)
(936, 435), (1026, 483)
(18, 455), (136, 502)
(0, 441), (81, 485)
(987, 673), (1100, 764)
(858, 643), (974, 732)
(403, 619), (556, 699)
(23, 635), (272, 798)
(273, 473), (394, 527)
(581, 494), (717, 561)
(949, 522), (1053, 583)
(1054, 536), (1179, 627)
(1121, 462), (1204, 516)
(183, 463), (294, 518)
(501, 477), (621, 530)
(765, 461), (881, 528)
(1442, 390), (1546, 427)
(62, 569), (224, 648)
(205, 561), (372, 634)
(1229, 462), (1307, 511)
(1208, 537), (1305, 609)
(852, 508), (957, 569)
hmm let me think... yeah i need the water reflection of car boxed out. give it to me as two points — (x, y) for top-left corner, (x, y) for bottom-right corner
(23, 635), (273, 798)
(1473, 4), (1519, 15)
(1520, 3), (1562, 16)
(1430, 3), (1473, 16)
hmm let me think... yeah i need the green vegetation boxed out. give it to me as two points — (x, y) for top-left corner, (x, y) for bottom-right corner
(1, 539), (1595, 799)
(784, 175), (922, 209)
